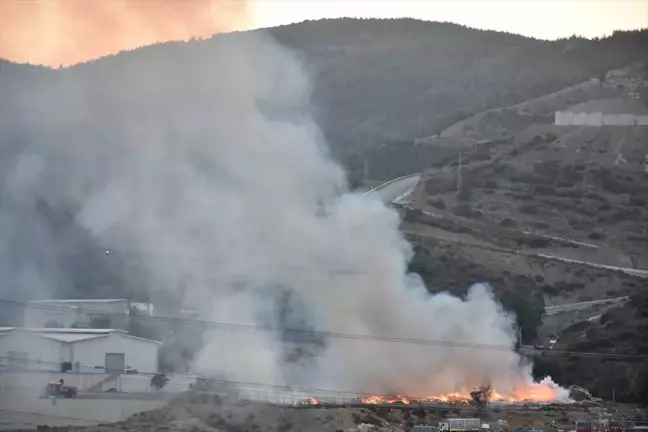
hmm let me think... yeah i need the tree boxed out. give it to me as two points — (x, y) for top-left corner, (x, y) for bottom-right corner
(640, 365), (648, 406)
(499, 291), (544, 344)
(470, 385), (492, 409)
(150, 373), (169, 392)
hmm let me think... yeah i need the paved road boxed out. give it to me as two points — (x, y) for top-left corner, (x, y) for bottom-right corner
(363, 174), (421, 204)
(544, 296), (629, 316)
(536, 253), (648, 278)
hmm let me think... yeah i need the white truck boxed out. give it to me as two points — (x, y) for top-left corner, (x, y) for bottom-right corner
(439, 419), (489, 432)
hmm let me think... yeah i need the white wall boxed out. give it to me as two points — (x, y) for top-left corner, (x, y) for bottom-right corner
(556, 111), (648, 127)
(71, 333), (159, 374)
(555, 111), (573, 125)
(586, 112), (603, 126)
(603, 113), (636, 126)
(0, 331), (63, 372)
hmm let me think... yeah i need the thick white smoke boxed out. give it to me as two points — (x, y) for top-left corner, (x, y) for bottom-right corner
(3, 30), (565, 400)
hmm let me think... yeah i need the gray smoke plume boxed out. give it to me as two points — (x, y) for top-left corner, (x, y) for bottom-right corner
(1, 31), (566, 400)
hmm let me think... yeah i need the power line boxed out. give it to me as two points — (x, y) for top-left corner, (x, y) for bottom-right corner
(100, 247), (365, 275)
(2, 299), (646, 361)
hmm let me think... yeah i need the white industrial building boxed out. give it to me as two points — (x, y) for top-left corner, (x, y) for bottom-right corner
(555, 97), (648, 127)
(24, 298), (130, 330)
(0, 328), (161, 374)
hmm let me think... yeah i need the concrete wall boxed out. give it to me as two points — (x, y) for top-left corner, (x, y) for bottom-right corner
(0, 331), (64, 372)
(106, 373), (194, 393)
(0, 370), (110, 392)
(0, 388), (166, 430)
(71, 333), (159, 374)
(555, 111), (648, 126)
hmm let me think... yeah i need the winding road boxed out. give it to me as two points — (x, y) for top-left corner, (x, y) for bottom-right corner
(544, 296), (629, 316)
(366, 174), (647, 280)
(363, 174), (421, 204)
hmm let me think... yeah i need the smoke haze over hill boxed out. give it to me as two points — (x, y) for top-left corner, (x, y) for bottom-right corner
(0, 20), (570, 399)
(0, 0), (249, 66)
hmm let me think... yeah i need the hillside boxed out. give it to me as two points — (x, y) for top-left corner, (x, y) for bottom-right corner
(271, 20), (648, 155)
(1, 18), (643, 308)
(397, 62), (648, 402)
(2, 20), (648, 158)
(533, 289), (648, 403)
(405, 63), (648, 270)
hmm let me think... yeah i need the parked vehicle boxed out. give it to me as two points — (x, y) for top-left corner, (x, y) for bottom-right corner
(43, 380), (77, 398)
(576, 420), (606, 432)
(439, 418), (485, 432)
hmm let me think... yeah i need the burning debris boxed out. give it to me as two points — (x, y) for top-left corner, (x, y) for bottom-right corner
(296, 380), (570, 407)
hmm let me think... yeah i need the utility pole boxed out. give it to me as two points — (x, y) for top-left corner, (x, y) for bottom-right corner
(457, 150), (463, 193)
(363, 157), (369, 183)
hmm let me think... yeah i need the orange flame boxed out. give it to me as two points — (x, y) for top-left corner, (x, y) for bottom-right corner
(301, 380), (564, 406)
(361, 395), (411, 405)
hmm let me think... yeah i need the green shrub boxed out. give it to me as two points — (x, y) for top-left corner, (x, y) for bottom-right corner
(453, 203), (473, 217)
(458, 187), (473, 201)
(428, 197), (447, 210)
(535, 185), (556, 195)
(588, 231), (606, 240)
(500, 217), (516, 227)
(527, 237), (549, 248)
(519, 203), (538, 214)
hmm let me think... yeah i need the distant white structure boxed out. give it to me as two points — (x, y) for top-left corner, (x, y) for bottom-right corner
(0, 328), (161, 374)
(555, 97), (648, 127)
(24, 299), (130, 330)
(131, 302), (155, 316)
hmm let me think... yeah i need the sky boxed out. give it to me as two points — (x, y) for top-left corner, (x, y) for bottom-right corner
(251, 0), (648, 39)
(0, 0), (646, 67)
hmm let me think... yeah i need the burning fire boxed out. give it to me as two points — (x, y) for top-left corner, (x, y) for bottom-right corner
(302, 380), (566, 406)
(362, 395), (410, 405)
(357, 385), (563, 405)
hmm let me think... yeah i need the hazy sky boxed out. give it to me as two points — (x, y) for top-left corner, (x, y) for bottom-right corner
(252, 0), (648, 39)
(0, 0), (646, 67)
